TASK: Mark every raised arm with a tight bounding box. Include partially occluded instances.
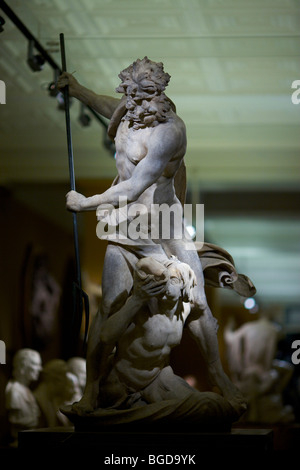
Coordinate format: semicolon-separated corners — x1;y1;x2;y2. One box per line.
57;72;121;119
99;295;144;347
100;275;167;347
95;275;167;387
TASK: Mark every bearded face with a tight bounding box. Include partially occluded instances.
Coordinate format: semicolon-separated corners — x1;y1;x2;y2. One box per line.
116;57;172;129
124;93;171;129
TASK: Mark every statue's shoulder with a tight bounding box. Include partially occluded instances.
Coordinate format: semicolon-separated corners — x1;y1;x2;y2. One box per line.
5;380;27;407
167;111;186;134
157;113;186;148
155;112;186;136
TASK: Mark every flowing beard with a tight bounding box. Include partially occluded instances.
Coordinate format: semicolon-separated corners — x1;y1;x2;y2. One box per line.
122;94;171;130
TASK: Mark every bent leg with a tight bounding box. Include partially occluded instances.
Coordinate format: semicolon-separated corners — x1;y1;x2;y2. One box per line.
73;244;135;413
161;237;219;361
162;238;247;416
140;367;240;425
141;366;197;403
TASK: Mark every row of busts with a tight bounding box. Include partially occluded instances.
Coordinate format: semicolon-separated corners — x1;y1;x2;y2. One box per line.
5;349;86;446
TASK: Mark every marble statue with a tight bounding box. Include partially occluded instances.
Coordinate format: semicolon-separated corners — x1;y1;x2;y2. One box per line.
58;57;256;429
224;316;295;423
64;256;248;429
33;359;79;427
5;348;42;445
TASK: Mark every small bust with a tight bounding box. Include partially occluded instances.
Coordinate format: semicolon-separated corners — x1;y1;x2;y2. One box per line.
67;357;86;401
34;359;78;427
5;348;42;444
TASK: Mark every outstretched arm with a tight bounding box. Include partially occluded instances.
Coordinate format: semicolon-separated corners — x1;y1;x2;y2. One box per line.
66;122;186;211
57;72;121;119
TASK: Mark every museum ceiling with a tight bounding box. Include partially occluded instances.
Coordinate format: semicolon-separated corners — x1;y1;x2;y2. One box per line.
0;0;300;311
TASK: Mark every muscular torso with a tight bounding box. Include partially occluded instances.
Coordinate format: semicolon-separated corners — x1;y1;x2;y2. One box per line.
113;300;189;390
114;112;186;208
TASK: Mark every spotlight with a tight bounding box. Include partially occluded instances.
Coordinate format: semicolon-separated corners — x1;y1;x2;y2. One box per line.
244;297;256;310
27;40;45;72
56;90;73;111
47;69;73;110
48;81;59;97
48;69;60;97
78;104;91;127
0;16;5;33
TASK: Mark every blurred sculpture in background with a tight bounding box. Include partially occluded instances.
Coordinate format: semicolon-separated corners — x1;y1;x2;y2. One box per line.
224;314;295;423
33;359;79;427
5;348;42;446
67;357;86;402
22;247;61;350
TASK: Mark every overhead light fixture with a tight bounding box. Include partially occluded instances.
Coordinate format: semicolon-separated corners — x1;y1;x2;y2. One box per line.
1;3;109;133
27;39;45;72
78;103;91;127
103;133;116;156
56;90;73;111
0;16;5;33
47;69;73;110
48;69;60;97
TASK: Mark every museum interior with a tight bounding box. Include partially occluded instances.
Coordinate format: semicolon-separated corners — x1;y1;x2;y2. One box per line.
0;0;299;456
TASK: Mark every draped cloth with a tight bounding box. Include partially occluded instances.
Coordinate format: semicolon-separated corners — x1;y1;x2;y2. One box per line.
63;392;238;432
62;365;239;432
196;242;256;298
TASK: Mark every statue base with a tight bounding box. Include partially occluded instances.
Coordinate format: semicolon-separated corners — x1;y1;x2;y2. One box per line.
18;426;274;456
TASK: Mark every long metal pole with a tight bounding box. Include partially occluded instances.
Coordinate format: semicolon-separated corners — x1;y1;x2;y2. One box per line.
60;33;89;349
60;33;81;287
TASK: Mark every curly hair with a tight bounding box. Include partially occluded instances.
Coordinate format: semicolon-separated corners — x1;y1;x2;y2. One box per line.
162;256;197;303
116;56;171;96
135;256;197;303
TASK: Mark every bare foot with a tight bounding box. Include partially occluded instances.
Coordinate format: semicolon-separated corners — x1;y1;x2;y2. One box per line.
220;375;247;416
210;369;247;417
71;385;98;415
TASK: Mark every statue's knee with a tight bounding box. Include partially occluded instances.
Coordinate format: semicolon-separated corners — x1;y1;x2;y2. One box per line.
101;300;112;317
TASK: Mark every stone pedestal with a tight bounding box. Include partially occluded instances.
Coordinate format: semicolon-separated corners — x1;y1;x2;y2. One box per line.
18;426;274;457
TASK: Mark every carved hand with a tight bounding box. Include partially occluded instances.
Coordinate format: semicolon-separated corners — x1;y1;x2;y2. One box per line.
57;72;80;97
133;275;167;300
66;190;86;212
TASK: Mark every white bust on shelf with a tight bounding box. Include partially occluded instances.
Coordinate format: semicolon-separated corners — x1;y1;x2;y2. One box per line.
67;357;86;401
5;348;42;445
33;359;78;427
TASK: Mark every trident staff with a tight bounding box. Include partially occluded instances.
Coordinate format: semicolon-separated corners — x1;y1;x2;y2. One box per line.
59;33;89;349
